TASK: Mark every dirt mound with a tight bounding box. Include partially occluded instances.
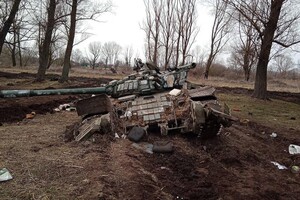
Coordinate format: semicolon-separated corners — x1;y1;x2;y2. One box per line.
0;95;78;123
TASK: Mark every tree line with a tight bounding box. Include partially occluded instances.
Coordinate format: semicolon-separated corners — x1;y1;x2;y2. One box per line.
143;0;300;99
0;0;112;82
0;0;300;99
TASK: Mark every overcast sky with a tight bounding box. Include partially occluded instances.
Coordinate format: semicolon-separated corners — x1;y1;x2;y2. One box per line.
76;0;299;66
77;0;214;59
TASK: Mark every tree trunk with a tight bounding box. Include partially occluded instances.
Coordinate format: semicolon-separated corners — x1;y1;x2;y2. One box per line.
204;53;213;79
0;0;21;55
36;0;56;81
12;24;17;67
17;26;22;67
60;0;78;83
252;0;284;99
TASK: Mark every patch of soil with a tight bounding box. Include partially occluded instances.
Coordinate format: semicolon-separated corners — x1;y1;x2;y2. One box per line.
0;95;78;123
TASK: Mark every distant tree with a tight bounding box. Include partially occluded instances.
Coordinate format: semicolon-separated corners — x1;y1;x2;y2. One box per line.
273;54;294;77
124;45;133;66
191;45;206;66
101;41;122;66
229;12;259;81
142;0;162;66
204;0;231;79
0;0;22;55
175;0;198;66
87;41;101;69
142;0;198;67
159;0;175;69
71;49;83;64
227;0;300;99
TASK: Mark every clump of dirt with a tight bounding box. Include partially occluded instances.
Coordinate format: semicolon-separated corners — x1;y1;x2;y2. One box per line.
145;151;218;199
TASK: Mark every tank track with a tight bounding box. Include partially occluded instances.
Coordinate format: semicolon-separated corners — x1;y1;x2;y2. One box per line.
198;115;222;139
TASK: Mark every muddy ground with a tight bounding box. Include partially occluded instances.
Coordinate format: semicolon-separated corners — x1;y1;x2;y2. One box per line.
0;71;299;200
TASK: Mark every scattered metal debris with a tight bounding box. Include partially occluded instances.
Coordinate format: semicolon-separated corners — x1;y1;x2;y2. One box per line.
270;132;277;138
288;144;300;155
271;161;287;170
54;103;76;112
0;168;13;182
75;114;110;141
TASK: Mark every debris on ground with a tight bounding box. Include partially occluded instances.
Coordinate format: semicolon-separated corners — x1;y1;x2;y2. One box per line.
271;161;287;170
270;132;277;138
153;141;173;153
127;127;145;142
288;144;300;155
54;103;76;112
131;142;153;154
25;111;36;119
169;88;181;96
75;115;104;141
291;166;300;174
0;168;13;182
114;133;120;138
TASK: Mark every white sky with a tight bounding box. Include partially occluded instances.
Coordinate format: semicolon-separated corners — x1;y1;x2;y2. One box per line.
77;0;214;59
76;0;299;66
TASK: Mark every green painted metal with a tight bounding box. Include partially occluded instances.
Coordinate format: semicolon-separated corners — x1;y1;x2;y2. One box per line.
0;87;107;98
0;61;197;98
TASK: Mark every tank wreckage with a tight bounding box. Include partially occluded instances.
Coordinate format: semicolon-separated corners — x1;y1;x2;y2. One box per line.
0;59;237;139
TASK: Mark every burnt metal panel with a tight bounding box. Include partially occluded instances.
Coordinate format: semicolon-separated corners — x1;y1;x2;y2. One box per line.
76;94;111;116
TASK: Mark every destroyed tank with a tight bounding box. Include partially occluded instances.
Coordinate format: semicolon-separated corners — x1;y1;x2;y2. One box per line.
0;59;236;139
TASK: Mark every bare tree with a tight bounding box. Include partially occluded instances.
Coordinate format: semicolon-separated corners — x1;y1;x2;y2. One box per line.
87;41;101;69
177;0;198;65
101;41;122;66
0;0;22;55
191;45;206;66
36;0;57;81
60;0;78;83
273;54;294;77
124;45;133;66
229;12;259;81
227;0;300;99
142;0;198;68
204;0;231;79
142;0;162;66
159;0;175;69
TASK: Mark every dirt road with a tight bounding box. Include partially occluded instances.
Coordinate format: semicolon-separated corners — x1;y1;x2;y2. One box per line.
0;71;299;199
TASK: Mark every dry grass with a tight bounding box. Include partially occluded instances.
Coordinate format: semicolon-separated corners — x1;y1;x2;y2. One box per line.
0;65;128;80
189;75;300;93
217;93;300;131
1;66;299;93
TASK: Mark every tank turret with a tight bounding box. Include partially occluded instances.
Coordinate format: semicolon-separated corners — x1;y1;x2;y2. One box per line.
0;59;196;98
0;59;237;139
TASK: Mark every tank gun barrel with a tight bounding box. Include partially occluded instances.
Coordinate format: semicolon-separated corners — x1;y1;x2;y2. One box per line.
176;62;196;70
0;87;107;98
